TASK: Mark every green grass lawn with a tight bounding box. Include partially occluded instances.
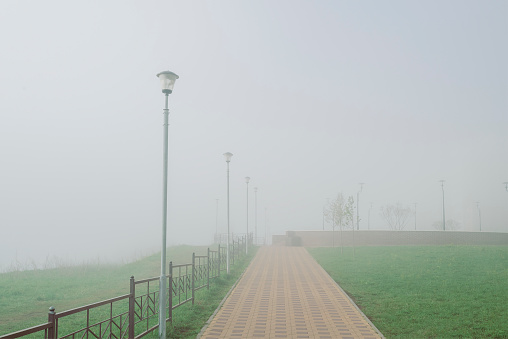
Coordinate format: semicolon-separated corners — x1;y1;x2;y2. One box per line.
0;245;256;338
308;245;508;338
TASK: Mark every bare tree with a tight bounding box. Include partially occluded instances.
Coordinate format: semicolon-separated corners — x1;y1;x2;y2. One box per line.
380;203;412;230
343;196;355;230
325;193;346;231
325;193;356;250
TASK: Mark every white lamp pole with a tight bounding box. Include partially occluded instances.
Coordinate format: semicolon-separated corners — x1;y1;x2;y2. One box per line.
440;180;446;231
357;183;364;230
245;177;250;254
254;187;258;245
476;202;482;232
215;198;219;242
224;152;233;274
414;203;417;231
156;70;178;339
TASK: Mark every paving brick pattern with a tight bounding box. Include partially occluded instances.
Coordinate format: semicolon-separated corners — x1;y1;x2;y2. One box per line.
199;246;383;339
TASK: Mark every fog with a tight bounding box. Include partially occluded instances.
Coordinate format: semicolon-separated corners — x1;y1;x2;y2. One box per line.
1;1;506;271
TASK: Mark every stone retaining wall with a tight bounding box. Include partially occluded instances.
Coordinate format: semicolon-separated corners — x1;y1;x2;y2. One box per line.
274;230;508;247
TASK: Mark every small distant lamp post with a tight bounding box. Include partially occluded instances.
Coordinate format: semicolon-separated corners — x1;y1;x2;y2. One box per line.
156;70;178;339
224;152;233;274
245;177;250;254
368;202;373;230
322;203;325;231
503;182;508;192
476;202;482;232
357;183;365;230
254;187;258;245
215;198;219;242
439;180;446;231
414;203;417;231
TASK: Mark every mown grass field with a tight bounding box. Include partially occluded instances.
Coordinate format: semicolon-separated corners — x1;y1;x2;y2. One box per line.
0;245;256;338
308;245;508;339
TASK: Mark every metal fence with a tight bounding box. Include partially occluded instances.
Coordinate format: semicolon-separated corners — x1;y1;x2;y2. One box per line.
0;239;250;339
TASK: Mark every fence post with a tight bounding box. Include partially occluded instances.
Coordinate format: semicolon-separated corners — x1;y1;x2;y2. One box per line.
129;276;135;339
207;248;210;290
168;261;173;323
192;252;195;305
48;306;56;339
217;244;221;277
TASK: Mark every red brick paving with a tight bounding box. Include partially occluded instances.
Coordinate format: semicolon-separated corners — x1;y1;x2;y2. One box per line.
198;246;384;339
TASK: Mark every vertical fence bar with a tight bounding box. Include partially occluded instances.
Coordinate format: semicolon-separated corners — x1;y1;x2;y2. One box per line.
110;303;113;338
47;307;56;339
207;248;210;290
129;276;135;339
86;309;90;339
169;262;173;322
192;253;196;305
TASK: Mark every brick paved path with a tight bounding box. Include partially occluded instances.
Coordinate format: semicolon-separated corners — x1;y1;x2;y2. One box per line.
198;246;383;339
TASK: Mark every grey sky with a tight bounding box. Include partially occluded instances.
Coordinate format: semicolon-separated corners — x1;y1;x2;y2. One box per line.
1;1;507;270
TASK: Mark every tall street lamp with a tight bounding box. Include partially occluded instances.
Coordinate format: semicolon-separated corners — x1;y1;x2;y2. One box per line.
368;202;373;230
439;180;446;231
156;70;178;339
245;177;250;254
357;183;364;230
322;202;325;231
254;187;258;245
223;152;233;273
414;203;417;231
215;198;219;242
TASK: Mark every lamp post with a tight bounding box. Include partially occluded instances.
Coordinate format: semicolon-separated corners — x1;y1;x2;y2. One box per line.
322;203;325;231
223;152;233;273
439;180;446;230
414;203;417;231
254;187;258;245
368;202;373;230
156;70;178;339
215;198;219;242
503;182;508;192
245;177;250;254
476;202;482;232
357;183;364;230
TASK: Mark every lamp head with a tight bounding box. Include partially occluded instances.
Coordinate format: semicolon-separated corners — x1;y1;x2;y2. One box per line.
157;71;179;94
223;152;233;163
245;177;251;183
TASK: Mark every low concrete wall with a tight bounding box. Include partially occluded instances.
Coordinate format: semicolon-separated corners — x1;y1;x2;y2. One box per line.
275;230;508;247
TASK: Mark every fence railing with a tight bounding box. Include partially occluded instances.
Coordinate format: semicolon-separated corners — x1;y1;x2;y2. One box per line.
0;238;251;339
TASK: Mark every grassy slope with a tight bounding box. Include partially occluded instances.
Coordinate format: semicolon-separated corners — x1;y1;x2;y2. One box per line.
308;245;508;339
0;245;233;336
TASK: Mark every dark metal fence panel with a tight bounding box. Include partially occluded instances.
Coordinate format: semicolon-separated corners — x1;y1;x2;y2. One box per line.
53;295;130;339
0;322;53;339
171;263;193;308
168;262;173;324
132;276;160;338
0;243;251;339
219;245;227;273
193;254;209;293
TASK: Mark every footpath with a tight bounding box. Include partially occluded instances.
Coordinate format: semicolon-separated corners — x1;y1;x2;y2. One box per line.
198;246;384;339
